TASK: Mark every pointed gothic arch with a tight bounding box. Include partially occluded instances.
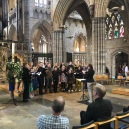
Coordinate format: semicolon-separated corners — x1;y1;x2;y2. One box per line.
30;20;52;41
53;0;91;30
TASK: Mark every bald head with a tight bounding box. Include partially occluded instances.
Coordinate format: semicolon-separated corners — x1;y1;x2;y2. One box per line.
52;96;65;113
93;83;106;98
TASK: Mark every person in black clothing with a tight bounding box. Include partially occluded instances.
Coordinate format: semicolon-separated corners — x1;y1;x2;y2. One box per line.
66;61;74;72
60;61;66;69
37;62;45;95
80;84;113;129
22;62;31;102
67;67;75;92
60;65;67;91
75;66;83;91
83;64;95;103
52;66;59;93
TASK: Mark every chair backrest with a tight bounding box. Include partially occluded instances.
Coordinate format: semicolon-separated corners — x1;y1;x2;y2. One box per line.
72;120;97;129
117;76;123;79
126;76;129;81
116;110;129;119
95;116;117;129
115;111;129;129
102;75;108;79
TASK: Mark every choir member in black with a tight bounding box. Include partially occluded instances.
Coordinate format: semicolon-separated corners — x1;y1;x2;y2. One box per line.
60;61;66;69
37;62;45;95
60;65;67;91
75;66;83;91
45;63;53;93
67;67;75;92
52;66;59;93
66;61;74;72
22;62;31;102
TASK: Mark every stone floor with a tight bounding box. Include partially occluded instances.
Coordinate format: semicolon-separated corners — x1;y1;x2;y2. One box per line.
0;84;129;129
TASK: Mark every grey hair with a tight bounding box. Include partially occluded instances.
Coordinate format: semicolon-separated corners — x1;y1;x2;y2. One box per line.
93;83;106;98
52;96;65;113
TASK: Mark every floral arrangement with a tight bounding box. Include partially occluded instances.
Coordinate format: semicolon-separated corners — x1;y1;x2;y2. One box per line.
6;62;23;82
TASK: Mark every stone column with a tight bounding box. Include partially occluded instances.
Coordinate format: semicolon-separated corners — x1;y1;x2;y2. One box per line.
92;17;106;74
87;29;92;64
23;0;31;62
52;30;63;64
59;30;63;63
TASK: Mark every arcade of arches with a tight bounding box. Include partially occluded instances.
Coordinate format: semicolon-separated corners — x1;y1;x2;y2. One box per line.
1;0;129;129
0;0;129;78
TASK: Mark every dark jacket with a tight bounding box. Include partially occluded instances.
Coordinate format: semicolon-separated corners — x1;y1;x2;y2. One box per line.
22;67;31;82
66;70;74;84
84;98;113;129
67;65;74;72
37;67;45;78
52;70;59;81
75;69;83;79
84;70;95;82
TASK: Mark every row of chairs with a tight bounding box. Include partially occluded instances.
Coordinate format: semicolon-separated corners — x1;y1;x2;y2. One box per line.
115;76;129;86
94;75;112;84
72;111;129;129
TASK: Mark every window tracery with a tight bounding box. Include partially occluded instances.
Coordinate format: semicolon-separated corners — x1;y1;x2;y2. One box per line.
105;12;124;40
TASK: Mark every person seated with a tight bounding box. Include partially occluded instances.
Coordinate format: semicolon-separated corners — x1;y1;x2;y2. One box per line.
80;83;113;129
37;96;69;129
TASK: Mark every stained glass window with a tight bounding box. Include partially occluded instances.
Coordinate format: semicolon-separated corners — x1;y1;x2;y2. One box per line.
105;12;124;40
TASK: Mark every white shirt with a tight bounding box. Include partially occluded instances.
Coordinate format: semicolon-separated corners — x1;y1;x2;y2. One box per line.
125;66;128;73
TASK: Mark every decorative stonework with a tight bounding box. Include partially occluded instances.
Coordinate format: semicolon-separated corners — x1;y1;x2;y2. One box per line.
0;46;8;82
33;5;51;14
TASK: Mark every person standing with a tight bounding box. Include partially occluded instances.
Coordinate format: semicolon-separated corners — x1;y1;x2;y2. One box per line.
37;62;45;95
52;66;59;93
124;63;128;78
45;63;53;93
83;64;95;103
22;62;31;102
60;65;67;92
75;66;83;91
37;96;69;129
67;67;74;92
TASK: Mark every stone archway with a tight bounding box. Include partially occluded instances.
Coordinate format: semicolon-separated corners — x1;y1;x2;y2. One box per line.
53;0;92;64
111;49;129;78
30;20;52;41
73;33;86;66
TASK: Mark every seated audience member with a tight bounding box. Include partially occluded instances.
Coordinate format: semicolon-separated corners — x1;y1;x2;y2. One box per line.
80;83;113;129
37;96;69;129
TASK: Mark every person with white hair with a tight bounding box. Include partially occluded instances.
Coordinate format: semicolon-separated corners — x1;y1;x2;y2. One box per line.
80;83;113;129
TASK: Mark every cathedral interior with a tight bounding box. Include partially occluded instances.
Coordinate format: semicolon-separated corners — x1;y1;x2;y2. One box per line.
1;0;129;129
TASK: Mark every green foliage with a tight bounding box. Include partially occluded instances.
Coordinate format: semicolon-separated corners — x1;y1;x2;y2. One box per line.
6;62;23;82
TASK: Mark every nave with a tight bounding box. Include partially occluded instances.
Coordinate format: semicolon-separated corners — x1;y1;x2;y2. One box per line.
0;84;128;129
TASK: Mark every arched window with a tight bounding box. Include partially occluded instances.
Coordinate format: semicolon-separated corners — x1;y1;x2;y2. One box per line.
39;35;47;53
105;12;124;40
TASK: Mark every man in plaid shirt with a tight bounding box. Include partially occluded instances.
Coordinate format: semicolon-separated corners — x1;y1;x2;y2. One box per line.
37;96;69;129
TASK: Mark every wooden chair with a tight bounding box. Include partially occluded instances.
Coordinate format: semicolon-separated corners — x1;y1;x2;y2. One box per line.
124;76;129;87
115;111;129;128
102;74;112;84
114;76;123;86
72;120;97;129
94;75;102;84
95;116;117;129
